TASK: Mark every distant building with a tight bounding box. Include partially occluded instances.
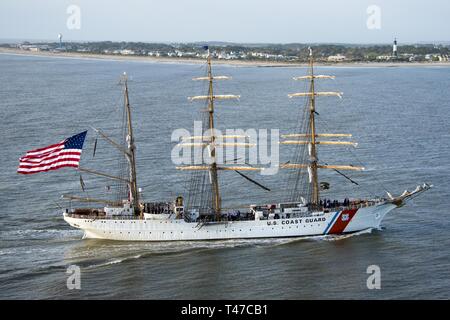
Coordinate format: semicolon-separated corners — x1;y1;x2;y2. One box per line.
425;54;449;62
19;44;50;52
376;55;387;60
376;55;391;61
327;54;346;62
120;49;135;55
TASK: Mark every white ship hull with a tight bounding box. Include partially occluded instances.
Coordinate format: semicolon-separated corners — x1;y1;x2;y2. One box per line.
63;202;396;241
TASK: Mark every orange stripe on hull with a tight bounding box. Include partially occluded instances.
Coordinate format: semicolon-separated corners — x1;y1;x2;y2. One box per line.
328;209;358;234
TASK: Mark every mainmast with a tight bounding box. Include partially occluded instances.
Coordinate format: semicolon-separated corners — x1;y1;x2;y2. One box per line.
281;47;364;208
123;73;140;215
177;47;259;221
206;50;222;217
308;49;320;205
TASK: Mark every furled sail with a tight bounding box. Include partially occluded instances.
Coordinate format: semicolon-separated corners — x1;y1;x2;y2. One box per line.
188;95;241;101
288;92;343;98
307;166;313;183
281;140;358;147
178;142;255;147
281;133;352;138
181;135;249;141
281;163;364;171
177;165;262;171
192;76;232;81
293;75;335;80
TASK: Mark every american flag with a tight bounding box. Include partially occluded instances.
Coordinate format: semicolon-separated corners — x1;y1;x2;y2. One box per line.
17;131;87;175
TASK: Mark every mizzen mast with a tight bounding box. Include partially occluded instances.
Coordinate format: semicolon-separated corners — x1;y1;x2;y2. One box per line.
62;73;141;215
122;73;140;216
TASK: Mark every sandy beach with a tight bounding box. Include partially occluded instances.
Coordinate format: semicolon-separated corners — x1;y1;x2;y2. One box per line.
1;47;449;68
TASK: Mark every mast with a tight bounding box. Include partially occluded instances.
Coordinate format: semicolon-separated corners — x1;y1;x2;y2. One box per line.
123;73;140;216
206;50;221;219
308;49;320;206
178;47;258;220
63;73;142;214
281;47;364;207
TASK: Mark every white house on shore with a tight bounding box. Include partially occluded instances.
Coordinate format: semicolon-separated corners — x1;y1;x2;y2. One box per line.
327;54;346;62
120;49;135;55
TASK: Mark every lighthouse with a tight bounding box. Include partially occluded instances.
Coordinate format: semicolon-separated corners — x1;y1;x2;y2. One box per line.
58;33;63;49
393;38;398;58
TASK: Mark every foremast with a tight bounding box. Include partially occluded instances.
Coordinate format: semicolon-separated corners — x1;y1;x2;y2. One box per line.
281;48;363;207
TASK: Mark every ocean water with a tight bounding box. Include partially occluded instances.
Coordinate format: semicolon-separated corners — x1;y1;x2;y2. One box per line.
0;53;449;299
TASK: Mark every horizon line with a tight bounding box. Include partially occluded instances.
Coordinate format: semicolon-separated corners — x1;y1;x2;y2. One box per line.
1;37;449;46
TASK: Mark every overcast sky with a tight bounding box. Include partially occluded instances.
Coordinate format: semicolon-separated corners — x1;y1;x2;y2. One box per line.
0;0;448;43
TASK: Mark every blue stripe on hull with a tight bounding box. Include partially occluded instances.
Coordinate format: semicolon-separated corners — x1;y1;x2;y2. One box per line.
324;211;340;234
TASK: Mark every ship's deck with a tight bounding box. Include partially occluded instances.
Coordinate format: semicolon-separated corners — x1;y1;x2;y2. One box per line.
64;198;387;221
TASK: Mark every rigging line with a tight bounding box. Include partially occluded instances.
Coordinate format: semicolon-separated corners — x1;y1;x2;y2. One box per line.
314;115;388;197
52;200;64;210
79;174;86;192
115;92;128;202
348;146;391;194
284;80;310;202
234;170;271;192
322;162;359;185
72;171;93;204
322;72;390;197
92;136;98;158
110;89;125;117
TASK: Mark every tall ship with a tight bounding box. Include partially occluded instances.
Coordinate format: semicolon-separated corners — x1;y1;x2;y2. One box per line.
63;49;431;241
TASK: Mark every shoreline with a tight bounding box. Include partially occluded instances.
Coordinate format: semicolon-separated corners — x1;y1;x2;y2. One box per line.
1;47;450;68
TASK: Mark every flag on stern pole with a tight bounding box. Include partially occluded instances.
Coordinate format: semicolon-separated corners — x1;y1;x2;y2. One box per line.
17;131;87;174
